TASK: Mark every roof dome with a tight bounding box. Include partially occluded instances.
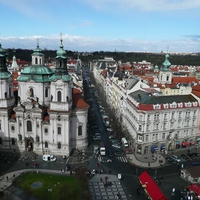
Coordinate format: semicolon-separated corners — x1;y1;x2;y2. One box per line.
32;43;44;56
0;43;6;57
162;53;171;71
17;65;54;82
56;39;67;59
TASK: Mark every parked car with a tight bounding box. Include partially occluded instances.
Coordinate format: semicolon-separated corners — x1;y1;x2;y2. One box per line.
171;155;181;163
114;148;125;156
112;143;121;149
191;162;200;167
187;153;196;160
180;154;190;161
93;135;101;141
166;157;175;164
43;154;56;162
192;153;200;159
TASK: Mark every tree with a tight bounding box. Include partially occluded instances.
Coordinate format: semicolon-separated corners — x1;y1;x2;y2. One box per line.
58;182;74;200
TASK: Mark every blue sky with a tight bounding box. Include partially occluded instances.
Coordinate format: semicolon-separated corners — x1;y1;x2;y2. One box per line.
0;0;200;52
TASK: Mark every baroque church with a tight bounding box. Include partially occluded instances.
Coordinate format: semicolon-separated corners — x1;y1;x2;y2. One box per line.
0;39;89;156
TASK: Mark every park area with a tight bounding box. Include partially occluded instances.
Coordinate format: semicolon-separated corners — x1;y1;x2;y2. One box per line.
13;169;91;200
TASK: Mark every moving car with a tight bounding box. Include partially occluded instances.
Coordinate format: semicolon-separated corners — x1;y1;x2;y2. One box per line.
171;155;181;163
43;154;56;162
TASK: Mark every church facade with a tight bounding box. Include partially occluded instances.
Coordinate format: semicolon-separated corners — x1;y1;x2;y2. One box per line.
0;39;89;156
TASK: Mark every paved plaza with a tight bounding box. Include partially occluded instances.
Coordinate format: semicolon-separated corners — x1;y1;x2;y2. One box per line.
89;174;127;200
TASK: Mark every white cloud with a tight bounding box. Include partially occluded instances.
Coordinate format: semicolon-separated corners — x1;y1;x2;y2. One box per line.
1;34;200;53
82;0;200;11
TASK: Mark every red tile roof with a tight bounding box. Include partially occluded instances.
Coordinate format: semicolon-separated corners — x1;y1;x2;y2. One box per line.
73;88;89;110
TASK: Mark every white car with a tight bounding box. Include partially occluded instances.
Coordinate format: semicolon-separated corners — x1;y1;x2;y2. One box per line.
43;154;56;162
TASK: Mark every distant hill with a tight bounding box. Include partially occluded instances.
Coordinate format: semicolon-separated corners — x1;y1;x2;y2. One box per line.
6;48;200;66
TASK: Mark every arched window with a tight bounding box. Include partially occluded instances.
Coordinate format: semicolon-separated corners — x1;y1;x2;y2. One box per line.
45;141;48;148
45;88;48;97
57;91;61;102
27;121;32;131
58;142;61;149
11;138;15;145
59;61;62;67
35;57;38;64
30;88;34;97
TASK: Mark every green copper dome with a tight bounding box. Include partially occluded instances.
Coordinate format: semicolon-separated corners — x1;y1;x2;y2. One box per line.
17;65;54;82
56;39;67;59
32;43;44;56
0;43;12;79
162;53;171;71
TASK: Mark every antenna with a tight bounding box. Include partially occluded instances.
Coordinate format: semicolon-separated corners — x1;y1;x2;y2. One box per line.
60;32;63;42
37;37;39;47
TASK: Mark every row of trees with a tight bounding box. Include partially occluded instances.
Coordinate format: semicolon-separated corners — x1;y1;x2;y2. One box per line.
6;48;200;66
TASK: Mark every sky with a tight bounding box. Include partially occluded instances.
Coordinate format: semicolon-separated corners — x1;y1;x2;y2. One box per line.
0;0;200;53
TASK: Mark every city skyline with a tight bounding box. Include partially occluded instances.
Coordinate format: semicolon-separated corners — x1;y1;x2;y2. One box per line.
0;0;200;53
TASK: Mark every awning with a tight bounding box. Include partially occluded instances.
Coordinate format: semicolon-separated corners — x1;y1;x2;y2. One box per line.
182;142;189;146
151;146;158;151
160;145;165;149
139;171;167;200
187;184;200;195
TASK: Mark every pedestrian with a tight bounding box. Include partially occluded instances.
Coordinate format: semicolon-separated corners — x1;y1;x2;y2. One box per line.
109;170;111;174
148;162;150;167
100;177;102;182
6;176;8;181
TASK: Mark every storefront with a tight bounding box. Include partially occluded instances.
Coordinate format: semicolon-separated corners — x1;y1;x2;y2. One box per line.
139;171;167;200
151;146;158;153
182;142;189;147
176;141;180;149
160;144;165;152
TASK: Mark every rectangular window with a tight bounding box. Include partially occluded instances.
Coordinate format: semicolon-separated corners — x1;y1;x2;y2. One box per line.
58;127;61;135
78;125;82;136
163;123;166;129
146;135;149;142
146;124;149;131
162;133;165;140
152;134;155;141
139;125;142;131
155;134;158;141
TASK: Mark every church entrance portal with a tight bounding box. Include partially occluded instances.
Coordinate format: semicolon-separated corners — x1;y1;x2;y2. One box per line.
26;139;33;151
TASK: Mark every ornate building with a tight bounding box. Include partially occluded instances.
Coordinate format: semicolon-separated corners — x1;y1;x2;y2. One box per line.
0;39;89;156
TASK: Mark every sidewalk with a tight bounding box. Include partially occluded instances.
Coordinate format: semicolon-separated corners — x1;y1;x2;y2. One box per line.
127;153;166;168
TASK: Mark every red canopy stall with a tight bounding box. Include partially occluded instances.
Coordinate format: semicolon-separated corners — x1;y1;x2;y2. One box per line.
139;171;167;200
187;184;200;196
